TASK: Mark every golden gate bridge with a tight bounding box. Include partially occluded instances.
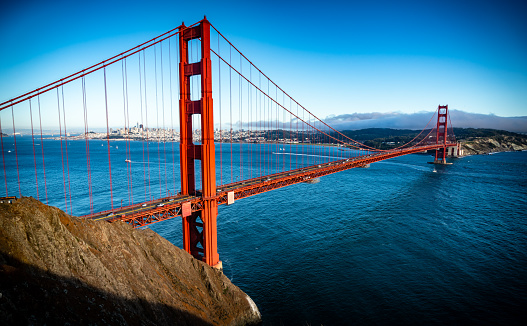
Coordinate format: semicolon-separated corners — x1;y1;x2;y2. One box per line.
0;17;459;269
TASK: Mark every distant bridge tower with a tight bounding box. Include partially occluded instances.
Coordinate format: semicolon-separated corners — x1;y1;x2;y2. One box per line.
434;105;449;164
179;18;220;268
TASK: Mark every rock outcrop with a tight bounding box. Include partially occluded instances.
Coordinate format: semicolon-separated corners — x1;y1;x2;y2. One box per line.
461;135;527;155
0;197;261;325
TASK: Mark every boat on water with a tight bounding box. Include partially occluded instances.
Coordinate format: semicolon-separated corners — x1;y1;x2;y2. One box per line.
303;177;320;184
125;159;131;163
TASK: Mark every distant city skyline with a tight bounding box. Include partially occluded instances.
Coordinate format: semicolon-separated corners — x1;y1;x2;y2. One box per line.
5;107;527;134
1;0;526;124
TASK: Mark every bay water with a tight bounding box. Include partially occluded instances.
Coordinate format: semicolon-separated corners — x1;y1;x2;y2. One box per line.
2;137;526;325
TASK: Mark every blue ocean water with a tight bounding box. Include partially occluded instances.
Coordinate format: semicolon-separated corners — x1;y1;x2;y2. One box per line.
2;137;526;325
160;149;527;325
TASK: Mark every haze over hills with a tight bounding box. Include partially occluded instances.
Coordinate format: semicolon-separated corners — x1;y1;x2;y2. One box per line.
324;110;527;133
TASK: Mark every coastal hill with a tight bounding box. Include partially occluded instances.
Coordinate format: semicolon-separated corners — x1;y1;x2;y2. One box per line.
339;128;527;154
453;128;527;155
0;197;261;325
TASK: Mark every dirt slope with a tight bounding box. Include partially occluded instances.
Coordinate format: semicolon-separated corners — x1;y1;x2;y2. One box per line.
0;197;261;325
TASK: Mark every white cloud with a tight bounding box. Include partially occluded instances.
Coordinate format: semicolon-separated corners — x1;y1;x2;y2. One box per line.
323;110;527;133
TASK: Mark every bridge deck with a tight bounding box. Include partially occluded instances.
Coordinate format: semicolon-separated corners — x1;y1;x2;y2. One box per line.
84;143;451;228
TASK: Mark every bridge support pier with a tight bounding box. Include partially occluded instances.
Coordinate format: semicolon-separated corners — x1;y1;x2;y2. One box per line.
179;18;220;268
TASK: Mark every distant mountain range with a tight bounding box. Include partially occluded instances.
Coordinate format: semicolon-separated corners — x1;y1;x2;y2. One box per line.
324;110;527;133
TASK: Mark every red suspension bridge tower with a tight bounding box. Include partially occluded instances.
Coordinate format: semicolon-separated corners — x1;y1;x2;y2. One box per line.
178;18;220;268
434;105;449;164
0;17;460;269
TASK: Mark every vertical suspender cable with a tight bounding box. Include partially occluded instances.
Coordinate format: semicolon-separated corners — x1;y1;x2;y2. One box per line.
0;117;6;196
104;67;114;209
154;44;162;198
124;58;134;204
256;74;263;177
323;122;327;162
259;74;262;177
269;80;273;174
282;91;286;172
249;66;252;180
218;34;223;186
269;82;273;174
302;107;305;167
263;79;267;176
143;51;152;200
321;122;324;161
262;75;265;176
122;59;131;204
287;93;291;171
275;86;279;172
169;38;176;194
239;54;242;181
37;95;49;204
139;51;147;201
309;115;318;165
81;78;92;212
229;45;233;183
315;119;318;163
56;88;68;212
249;71;252;178
29;100;39;200
267;79;270;175
277;89;280;171
160;42;168;196
448;113;456;143
272;87;275;172
61;86;73;214
322;121;325;162
295;99;298;169
10;106;21;198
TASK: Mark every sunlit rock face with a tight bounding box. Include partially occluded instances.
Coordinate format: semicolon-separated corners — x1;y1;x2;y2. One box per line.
0;197;261;326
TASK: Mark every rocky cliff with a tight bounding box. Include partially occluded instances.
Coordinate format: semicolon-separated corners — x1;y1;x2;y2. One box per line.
0;197;261;325
461;135;527;155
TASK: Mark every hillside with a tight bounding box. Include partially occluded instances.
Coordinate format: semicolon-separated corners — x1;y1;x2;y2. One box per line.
339;128;527;154
0;197;261;325
460;135;527;155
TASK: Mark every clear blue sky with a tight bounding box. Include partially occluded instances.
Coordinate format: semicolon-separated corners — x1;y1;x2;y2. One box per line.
1;0;526;120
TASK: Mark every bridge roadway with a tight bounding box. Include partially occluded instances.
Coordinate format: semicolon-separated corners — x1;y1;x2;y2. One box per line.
84;143;452;227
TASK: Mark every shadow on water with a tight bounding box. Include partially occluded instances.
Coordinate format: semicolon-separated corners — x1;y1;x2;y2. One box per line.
0;253;213;326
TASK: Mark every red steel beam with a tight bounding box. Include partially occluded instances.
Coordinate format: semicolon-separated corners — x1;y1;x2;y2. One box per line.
178;18;219;267
104;143;453;228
